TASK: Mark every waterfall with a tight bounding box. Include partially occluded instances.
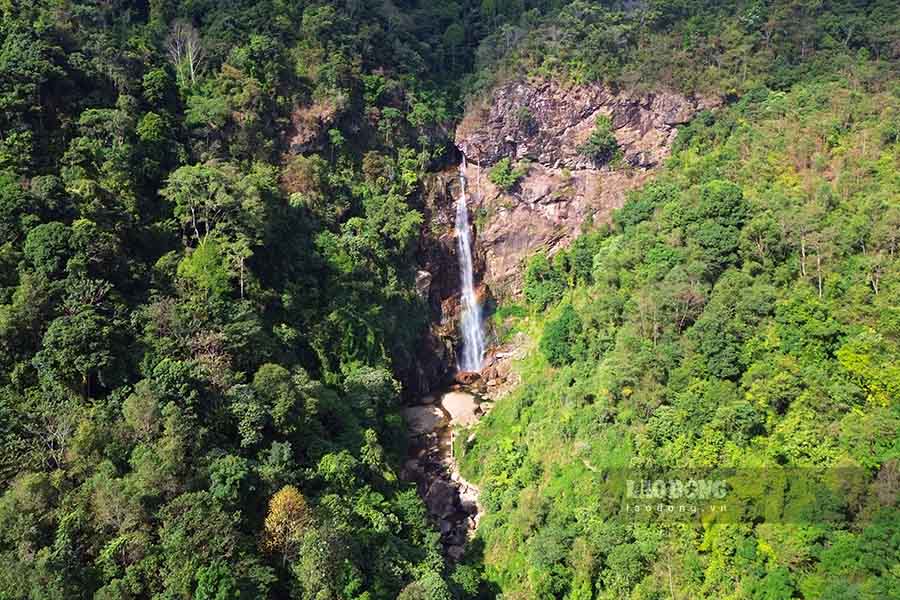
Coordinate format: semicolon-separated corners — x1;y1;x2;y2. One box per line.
455;161;486;372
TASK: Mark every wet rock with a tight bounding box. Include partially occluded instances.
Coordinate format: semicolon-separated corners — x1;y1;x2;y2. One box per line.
400;329;451;400
402;387;487;560
425;480;459;518
460;494;479;515
445;527;467;546
415;270;433;298
403;170;470;398
402;458;423;479
479;343;522;400
454;371;481;385
447;545;465;561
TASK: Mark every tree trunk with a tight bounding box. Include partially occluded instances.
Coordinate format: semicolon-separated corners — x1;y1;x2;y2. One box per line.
799;236;807;277
240;257;245;299
190;206;200;240
816;253;823;298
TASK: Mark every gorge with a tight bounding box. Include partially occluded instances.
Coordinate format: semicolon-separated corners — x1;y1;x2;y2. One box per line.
403;78;716;563
401;160;487;562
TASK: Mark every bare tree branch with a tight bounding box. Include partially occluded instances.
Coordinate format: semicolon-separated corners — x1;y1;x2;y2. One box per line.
167;20;204;86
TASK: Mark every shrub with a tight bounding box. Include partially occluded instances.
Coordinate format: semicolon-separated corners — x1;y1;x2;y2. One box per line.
489;157;528;191
396;573;452;600
494;303;527;321
515;105;535;133
177;238;231;298
568;231;606;285
696;179;747;228
540;304;582;367
577;114;619;163
614;181;678;230
493;303;528;342
523;252;566;309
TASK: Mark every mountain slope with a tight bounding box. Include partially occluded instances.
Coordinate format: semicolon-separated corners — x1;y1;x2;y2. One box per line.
459;66;900;599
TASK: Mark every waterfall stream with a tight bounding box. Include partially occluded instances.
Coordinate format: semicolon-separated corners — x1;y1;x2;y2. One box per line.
399;162;489;561
455;163;485;372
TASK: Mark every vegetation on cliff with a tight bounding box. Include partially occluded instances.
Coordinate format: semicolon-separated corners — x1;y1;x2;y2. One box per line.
461;55;900;600
468;0;899;96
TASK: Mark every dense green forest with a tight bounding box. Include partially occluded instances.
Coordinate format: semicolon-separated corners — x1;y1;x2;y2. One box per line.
1;0;898;598
0;0;500;597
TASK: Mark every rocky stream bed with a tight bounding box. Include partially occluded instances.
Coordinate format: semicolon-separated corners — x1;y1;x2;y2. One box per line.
400;386;489;561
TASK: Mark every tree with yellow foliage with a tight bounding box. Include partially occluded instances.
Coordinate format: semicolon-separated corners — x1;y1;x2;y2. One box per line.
262;485;310;563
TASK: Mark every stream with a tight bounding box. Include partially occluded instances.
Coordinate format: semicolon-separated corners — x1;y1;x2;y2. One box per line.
401;386;484;561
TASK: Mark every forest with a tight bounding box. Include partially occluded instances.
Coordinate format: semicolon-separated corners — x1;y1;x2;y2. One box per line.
1;0;898;599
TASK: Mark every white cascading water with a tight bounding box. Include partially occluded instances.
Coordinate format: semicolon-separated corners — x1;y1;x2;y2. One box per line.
455;161;485;372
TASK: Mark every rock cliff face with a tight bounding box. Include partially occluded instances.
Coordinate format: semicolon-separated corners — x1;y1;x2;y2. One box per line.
454;78;718;298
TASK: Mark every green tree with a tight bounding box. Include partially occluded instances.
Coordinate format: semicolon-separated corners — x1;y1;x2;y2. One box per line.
33;309;119;396
540;304;582;366
209;454;253;507
397;572;453;600
524;252;567;309
23;221;71;277
195;561;241;600
177;238;232;299
0;171;27;242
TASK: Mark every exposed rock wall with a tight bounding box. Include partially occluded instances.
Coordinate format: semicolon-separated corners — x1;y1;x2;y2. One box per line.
455;78;719;298
287;97;344;154
457;79;715;170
